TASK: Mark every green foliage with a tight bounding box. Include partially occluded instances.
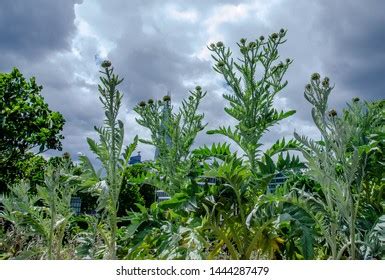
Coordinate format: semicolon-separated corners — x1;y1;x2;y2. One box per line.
80;61;138;259
134;87;206;194
0;161;80;259
1;32;384;261
0;68;65;191
207;31;299;181
294;74;381;259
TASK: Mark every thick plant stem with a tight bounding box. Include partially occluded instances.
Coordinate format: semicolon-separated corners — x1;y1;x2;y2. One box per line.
109;207;117;259
48;204;55;260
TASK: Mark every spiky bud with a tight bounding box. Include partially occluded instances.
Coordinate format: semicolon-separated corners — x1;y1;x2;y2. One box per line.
148;99;154;105
248;42;256;48
195;85;202;91
271;33;278;40
322;78;330;88
352;97;360;102
240;38;246;44
305;84;311;91
328;109;337;117
280;28;285;34
240;46;248;54
216;41;224;48
101;60;112;68
311;73;320;81
163;95;171;102
286;58;290;63
259;35;265;41
217;61;225;68
139;101;146;107
209;43;215;49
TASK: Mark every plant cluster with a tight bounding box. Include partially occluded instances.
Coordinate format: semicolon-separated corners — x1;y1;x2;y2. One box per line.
1;30;384;260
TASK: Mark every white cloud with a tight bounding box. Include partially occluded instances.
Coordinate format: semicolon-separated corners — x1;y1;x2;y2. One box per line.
167;5;198;23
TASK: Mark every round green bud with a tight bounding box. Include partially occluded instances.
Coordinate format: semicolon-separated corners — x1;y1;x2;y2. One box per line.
286;58;290;63
248;42;256;48
259;35;265;41
195;85;202;91
240;38;246;44
240;46;248;53
352;97;360;102
280;28;285;34
216;41;224;47
148;99;154;105
189;96;194;101
139;101;146;107
305;84;311;91
209;43;215;49
328;109;337;117
163;95;171;102
322;79;329;88
217;61;225;68
271;33;278;40
101;60;112;68
311;72;320;81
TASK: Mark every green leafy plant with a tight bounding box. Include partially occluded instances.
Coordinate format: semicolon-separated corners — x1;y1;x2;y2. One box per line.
80;60;138;259
207;30;301;189
294;74;373;259
134;87;206;195
0;160;80;259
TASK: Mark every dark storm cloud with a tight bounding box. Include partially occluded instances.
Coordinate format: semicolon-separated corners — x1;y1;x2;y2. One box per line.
0;0;81;64
1;0;384;161
315;0;385;103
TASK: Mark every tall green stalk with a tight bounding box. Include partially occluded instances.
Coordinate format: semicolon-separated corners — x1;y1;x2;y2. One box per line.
134;87;206;195
207;30;300;188
81;60;138;259
294;74;368;259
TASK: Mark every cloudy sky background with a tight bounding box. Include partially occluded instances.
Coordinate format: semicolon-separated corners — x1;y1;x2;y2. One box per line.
1;0;384;162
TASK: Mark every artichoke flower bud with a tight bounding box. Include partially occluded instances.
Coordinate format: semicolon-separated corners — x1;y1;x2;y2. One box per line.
209;43;216;49
286;58;291;63
101;60;112;68
328;109;337;117
305;84;311;91
139;101;146;107
271;33;278;40
216;41;224;48
311;72;320;81
280;28;285;34
322;78;329;88
148;99;154;105
163;95;171;102
217;61;225;68
240;46;248;54
195;85;202;91
259;35;265;41
352;97;360;102
240;38;246;44
248;42;256;48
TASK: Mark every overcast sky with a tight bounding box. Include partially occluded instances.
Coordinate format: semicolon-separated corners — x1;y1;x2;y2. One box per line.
1;0;384;161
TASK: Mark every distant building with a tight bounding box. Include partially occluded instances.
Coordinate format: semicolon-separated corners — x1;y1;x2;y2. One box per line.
129;152;142;164
70;197;81;215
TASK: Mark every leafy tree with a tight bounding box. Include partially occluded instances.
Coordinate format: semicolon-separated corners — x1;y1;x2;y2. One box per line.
79;60;138;259
0;68;65;191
